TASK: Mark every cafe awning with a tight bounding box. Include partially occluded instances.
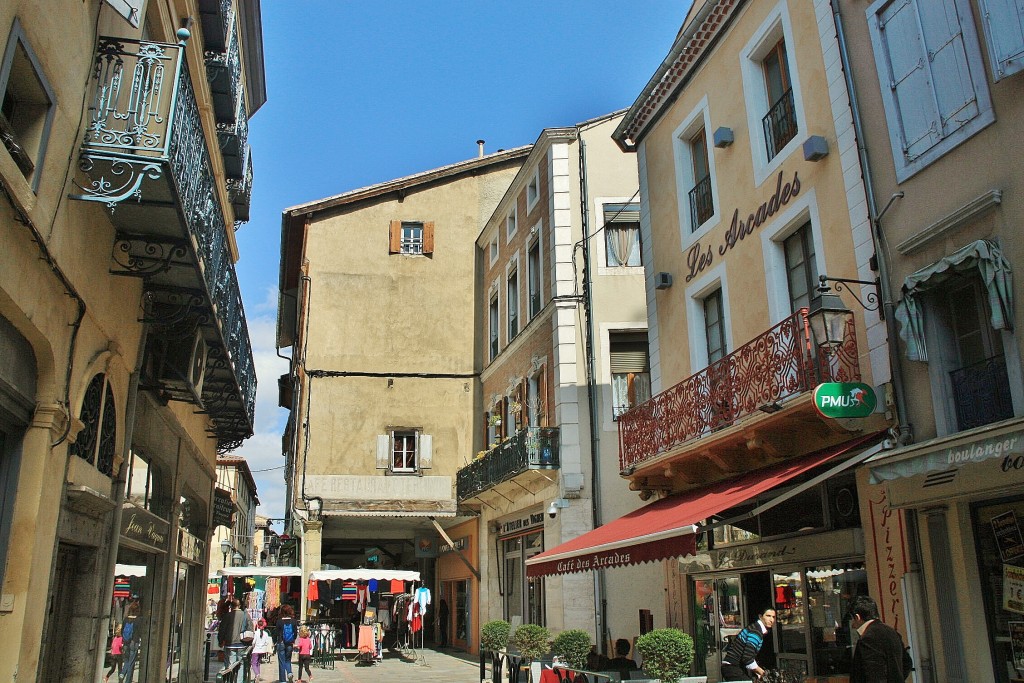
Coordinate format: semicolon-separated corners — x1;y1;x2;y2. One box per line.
526;432;885;577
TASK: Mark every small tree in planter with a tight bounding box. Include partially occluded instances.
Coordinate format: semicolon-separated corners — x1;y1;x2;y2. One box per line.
511;623;551;682
551;629;592;670
635;629;694;682
481;620;512;652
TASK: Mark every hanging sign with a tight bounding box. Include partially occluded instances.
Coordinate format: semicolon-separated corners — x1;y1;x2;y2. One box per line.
813;382;877;418
213;487;234;530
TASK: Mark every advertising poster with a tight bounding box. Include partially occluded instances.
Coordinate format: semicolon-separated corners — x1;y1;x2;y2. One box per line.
1010;622;1024;671
1005;565;1024;615
993;511;1024;563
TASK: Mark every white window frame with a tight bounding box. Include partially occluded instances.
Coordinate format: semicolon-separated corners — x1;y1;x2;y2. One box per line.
595;197;644;274
526;166;541;213
759;188;826;325
377;430;432;474
866;0;995;182
672;96;720;243
977;0;1024;81
506;206;518;242
489;234;500;266
685;263;732;372
739;1;807;186
488;283;500;360
391;429;418;473
527;222;544;320
506;254;521;341
599;323;651;432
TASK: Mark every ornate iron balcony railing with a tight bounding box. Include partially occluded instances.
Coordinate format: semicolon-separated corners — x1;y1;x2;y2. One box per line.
457;427;560;501
762;87;797;161
71;36;256;450
951;355;1013;431
227;151;253;223
205;26;241;124
689;174;714;230
217;97;248;179
198;0;233;53
618;309;859;472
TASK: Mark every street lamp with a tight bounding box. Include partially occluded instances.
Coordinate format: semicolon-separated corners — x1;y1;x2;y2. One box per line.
220;538;231;568
266;534;281;567
232;551;243;567
807;290;852;382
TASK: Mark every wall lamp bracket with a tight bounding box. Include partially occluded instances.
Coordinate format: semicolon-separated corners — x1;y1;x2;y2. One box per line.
817;275;883;319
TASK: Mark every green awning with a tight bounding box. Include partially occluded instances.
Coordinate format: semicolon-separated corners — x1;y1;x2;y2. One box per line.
895;239;1013;362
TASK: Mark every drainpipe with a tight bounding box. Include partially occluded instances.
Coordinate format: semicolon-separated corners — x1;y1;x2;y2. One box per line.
577;135;608;653
830;0;912;446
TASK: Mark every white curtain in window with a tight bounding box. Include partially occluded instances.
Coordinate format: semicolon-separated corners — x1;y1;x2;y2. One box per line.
607;225;641;267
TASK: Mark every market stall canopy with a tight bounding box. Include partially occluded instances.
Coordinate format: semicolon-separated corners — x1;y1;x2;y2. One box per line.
307;569;420;582
526;432;885;578
218;566;302;577
115;564;147;577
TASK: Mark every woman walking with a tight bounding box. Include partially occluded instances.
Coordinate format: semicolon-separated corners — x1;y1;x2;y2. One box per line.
251;619;273;681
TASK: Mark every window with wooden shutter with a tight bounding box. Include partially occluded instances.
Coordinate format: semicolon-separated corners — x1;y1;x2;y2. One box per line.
376;434;390;468
419;434;432;469
610;332;651;419
537;364;548;427
388;220;402;254
868;0;993;179
422;221;435;254
978;0;1024;80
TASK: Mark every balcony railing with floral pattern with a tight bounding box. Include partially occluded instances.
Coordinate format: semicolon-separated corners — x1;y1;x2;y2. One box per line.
71;36;256;450
617;309;859;472
205;26;241;124
457;427;560;501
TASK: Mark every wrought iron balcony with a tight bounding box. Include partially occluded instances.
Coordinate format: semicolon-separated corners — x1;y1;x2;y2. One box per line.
688;174;713;230
218;99;248;179
205;27;241;124
951;355;1014;431
198;0;233;53
457;427;560;501
762;87;797;161
227;151;253;223
618;309;859;472
71;36;256;451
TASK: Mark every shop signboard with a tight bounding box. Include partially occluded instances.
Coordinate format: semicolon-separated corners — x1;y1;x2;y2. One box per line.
120;503;169;553
213;487;234;529
1004;564;1024;615
993;511;1024;563
439;536;468;554
813;382;877;418
178;529;204;564
1010;622;1024;670
415;536;438;558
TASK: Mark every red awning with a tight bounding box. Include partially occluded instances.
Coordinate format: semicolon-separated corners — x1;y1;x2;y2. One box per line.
526;433;882;577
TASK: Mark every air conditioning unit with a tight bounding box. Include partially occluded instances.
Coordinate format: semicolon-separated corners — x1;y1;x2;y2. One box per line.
150;328;208;405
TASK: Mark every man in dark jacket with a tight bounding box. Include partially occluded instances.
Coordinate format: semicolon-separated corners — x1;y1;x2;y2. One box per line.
722;607;776;680
848;595;909;683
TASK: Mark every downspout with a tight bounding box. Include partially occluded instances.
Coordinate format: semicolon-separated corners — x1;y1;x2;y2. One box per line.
577;135;608;653
830;0;912;446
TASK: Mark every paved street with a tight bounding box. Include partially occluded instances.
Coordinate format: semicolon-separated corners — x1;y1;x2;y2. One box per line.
237;648;482;683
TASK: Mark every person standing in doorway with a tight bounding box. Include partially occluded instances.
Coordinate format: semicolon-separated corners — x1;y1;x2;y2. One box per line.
848;595;910;683
437;598;450;648
721;607;776;681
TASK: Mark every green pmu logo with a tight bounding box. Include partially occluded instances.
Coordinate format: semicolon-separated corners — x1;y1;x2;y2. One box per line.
812;382;877;418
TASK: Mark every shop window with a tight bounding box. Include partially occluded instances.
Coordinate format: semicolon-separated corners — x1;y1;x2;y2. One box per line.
805;563;867;677
972;498;1024;683
125;450;156;511
501;531;545;625
71;373;117;476
0;19;56;191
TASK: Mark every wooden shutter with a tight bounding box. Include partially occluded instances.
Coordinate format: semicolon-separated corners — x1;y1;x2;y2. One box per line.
483;411;491;447
498;397;507;439
876;0;943;161
376;434;390;469
538;364;548;427
979;0;1024;80
422;221;435;254
918;0;979;137
389;220;402;253
419;434;432;469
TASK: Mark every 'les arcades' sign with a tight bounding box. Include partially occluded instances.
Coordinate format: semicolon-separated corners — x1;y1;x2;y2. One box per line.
685;170;802;283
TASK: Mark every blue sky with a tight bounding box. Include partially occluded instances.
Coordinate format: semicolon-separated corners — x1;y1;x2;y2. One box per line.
234;1;692;526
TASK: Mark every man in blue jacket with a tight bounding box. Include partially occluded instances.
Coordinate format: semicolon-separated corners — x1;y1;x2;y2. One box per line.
721;607;776;680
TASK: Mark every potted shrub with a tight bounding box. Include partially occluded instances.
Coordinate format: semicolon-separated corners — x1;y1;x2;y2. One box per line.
635;628;694;682
510;623;551;682
551;629;592;670
481;619;512;652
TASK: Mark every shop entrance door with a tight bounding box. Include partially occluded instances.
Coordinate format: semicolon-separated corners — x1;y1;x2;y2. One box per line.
693;571;775;680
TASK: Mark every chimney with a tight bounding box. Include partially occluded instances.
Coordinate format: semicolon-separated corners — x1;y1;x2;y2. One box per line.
476;139;485;158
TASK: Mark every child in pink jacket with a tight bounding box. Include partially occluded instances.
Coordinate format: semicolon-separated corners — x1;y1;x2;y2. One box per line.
103;625;123;682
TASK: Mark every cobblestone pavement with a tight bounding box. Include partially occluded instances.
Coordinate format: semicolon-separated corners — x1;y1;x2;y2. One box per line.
251;648;482;683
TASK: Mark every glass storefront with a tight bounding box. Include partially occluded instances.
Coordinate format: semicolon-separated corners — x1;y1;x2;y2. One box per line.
113;548;158;683
973;496;1024;683
501;530;545;625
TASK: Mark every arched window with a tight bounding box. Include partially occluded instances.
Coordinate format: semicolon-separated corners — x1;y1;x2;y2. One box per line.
71;373;116;476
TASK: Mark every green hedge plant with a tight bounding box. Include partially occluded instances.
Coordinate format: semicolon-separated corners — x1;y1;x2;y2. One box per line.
481;619;512;652
510;623;551;662
635;628;694;682
551;629;592;670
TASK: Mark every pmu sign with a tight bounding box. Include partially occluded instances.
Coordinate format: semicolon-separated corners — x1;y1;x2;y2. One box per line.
813;382;877;418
